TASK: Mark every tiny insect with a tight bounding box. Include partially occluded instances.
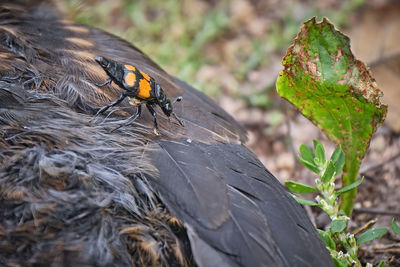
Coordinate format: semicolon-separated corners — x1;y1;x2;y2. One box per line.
92;56;184;134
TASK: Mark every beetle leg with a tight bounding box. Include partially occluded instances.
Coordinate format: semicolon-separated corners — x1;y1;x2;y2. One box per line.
172;113;184;127
110;104;142;133
93;92;127;118
95;77;112;87
146;104;159;131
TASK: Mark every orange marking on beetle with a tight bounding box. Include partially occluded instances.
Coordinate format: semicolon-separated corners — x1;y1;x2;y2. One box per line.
138;79;151;99
124;64;136;71
139;70;150;81
125;72;137;87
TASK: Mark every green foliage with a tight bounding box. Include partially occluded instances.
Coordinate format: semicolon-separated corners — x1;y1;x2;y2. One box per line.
276;17;387;216
285;181;317;194
290;194;320;206
322;161;336;184
330;220;347;234
356;228;388;245
391;219;400;235
300;144;315;163
314;140;326;166
298;144;320;174
286;141;390;266
336;177;364;196
331;146;346;174
277;18;392;265
318;229;336;250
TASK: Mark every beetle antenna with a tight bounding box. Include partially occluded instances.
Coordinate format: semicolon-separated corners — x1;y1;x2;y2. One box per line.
172;96;183;104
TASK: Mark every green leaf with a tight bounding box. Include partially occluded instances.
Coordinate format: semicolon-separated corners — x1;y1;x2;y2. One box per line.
297;155;320;174
332;257;349;267
356;227;388;245
330;219;347;233
336;177;364;195
331;146;345;174
392;218;400;235
322;161;336;184
377;260;388;267
317;229;336;250
276;17;387;216
337;210;347;216
285;181;317;194
299;144;315;163
290;194;320;206
313;140;326;165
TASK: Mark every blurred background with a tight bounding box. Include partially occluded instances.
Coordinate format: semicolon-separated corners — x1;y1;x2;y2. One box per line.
62;0;400;263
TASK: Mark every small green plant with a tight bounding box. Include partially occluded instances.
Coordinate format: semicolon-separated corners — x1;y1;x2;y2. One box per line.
276;17;398;267
276;18;387;216
286;140;400;267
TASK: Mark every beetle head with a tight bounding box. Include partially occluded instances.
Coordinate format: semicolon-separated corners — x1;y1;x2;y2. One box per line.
161;99;173;116
94;56;110;69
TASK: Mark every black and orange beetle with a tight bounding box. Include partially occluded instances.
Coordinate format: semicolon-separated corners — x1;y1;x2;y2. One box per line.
93;56;184;133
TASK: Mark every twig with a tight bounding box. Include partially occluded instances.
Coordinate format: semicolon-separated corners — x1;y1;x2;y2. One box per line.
359;152;400;175
353;208;400;217
351;218;377;235
370;243;400;254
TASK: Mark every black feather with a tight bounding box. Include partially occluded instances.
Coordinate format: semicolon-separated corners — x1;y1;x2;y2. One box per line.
151;141;332;267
